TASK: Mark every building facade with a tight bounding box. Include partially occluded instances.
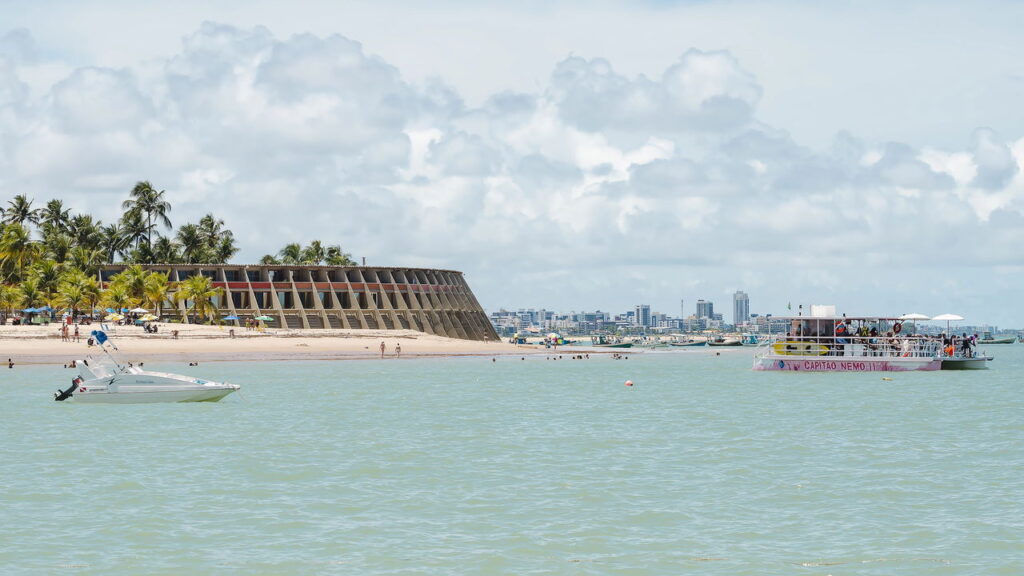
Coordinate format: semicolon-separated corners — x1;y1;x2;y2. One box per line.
696;299;714;319
733;290;750;326
99;264;499;341
634;304;651;328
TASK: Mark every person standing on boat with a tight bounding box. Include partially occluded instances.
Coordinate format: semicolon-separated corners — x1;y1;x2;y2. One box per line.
834;319;852;356
960;333;973;358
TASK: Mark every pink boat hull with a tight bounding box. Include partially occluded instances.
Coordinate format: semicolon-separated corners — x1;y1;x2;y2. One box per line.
754;356;942;372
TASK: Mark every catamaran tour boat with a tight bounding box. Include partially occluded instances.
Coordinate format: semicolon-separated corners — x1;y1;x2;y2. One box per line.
54;330;240;403
753;315;991;372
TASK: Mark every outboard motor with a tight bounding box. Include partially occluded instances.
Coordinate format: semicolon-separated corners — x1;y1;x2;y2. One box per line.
54;377;81;402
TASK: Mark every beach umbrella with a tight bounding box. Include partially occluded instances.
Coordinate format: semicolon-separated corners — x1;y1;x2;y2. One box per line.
23;307;36;313
105;314;124;322
223;315;240;321
106;308;115;313
255;315;274;321
129;307;149;314
141;314;158;321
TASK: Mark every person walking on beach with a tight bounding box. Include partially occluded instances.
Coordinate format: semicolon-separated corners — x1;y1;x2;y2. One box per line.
380;340;386;358
73;324;80;343
395;342;401;358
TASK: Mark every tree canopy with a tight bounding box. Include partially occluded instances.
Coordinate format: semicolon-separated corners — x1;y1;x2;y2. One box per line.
0;183;359;323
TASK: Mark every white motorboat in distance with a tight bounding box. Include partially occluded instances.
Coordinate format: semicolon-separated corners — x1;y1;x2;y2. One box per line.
54;330;240;403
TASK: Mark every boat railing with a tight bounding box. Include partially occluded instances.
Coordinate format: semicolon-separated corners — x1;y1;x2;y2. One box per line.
763;335;943;358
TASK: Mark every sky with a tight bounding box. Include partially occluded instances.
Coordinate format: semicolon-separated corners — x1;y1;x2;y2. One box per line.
1;0;1023;326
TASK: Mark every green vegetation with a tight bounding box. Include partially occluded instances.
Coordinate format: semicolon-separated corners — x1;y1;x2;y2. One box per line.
0;183;357;324
259;240;355;266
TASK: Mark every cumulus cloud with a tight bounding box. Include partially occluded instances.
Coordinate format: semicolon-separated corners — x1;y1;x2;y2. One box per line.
548;49;760;133
1;23;1023;322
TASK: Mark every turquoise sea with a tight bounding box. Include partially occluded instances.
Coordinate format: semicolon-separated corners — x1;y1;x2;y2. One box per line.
2;346;1022;575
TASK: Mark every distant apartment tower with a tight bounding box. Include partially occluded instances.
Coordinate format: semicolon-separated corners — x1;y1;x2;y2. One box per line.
635;304;652;328
696;299;714;319
733;290;750;326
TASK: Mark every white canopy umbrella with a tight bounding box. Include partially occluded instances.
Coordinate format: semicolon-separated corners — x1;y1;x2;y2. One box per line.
899;313;930;334
932;314;965;336
129;307;149;314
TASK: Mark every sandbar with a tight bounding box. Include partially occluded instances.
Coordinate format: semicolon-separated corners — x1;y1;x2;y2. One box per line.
0;324;551;365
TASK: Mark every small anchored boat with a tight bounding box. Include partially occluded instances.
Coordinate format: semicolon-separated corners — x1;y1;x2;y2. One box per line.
977;331;1015;345
54;330;240;403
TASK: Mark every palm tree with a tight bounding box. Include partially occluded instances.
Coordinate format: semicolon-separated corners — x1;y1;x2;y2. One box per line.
3;195;40;227
278;243;302;264
301;240;325;265
111;264;149;302
213;234;238;264
0;284;24;323
122;181;172;249
175;223;205;263
119;210;148;251
143;272;170;318
68;246;104;277
0;223;41;282
325;244;356;266
197;214;224;247
99;224;131;263
29;259;63;301
68;214;103;251
60;270;101;317
43;233;75;263
174;275;223;324
19;277;45;308
39;199;71;235
54;281;89;321
99;283;137;312
151;235;181;264
259;254;280;265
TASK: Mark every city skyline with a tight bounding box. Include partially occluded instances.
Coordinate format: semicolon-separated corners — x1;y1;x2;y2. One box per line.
1;2;1023;324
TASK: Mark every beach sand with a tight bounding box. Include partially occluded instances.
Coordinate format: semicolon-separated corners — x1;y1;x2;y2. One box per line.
0;323;547;365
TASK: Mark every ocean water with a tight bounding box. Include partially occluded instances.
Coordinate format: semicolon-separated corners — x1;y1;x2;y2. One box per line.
1;347;1022;575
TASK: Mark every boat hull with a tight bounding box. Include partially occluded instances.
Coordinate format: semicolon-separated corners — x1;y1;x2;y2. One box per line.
753;355;941;372
71;387;238;403
978;338;1015;344
940;357;993;370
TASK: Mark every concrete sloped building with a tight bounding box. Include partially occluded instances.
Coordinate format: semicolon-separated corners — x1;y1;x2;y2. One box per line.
99;264;499;342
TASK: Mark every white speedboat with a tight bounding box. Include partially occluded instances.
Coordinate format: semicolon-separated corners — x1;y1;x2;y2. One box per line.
54;331;240;403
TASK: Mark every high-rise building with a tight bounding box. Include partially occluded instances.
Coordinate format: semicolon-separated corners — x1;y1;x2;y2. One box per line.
696;299;714;319
635;304;651;327
733;290;750;326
